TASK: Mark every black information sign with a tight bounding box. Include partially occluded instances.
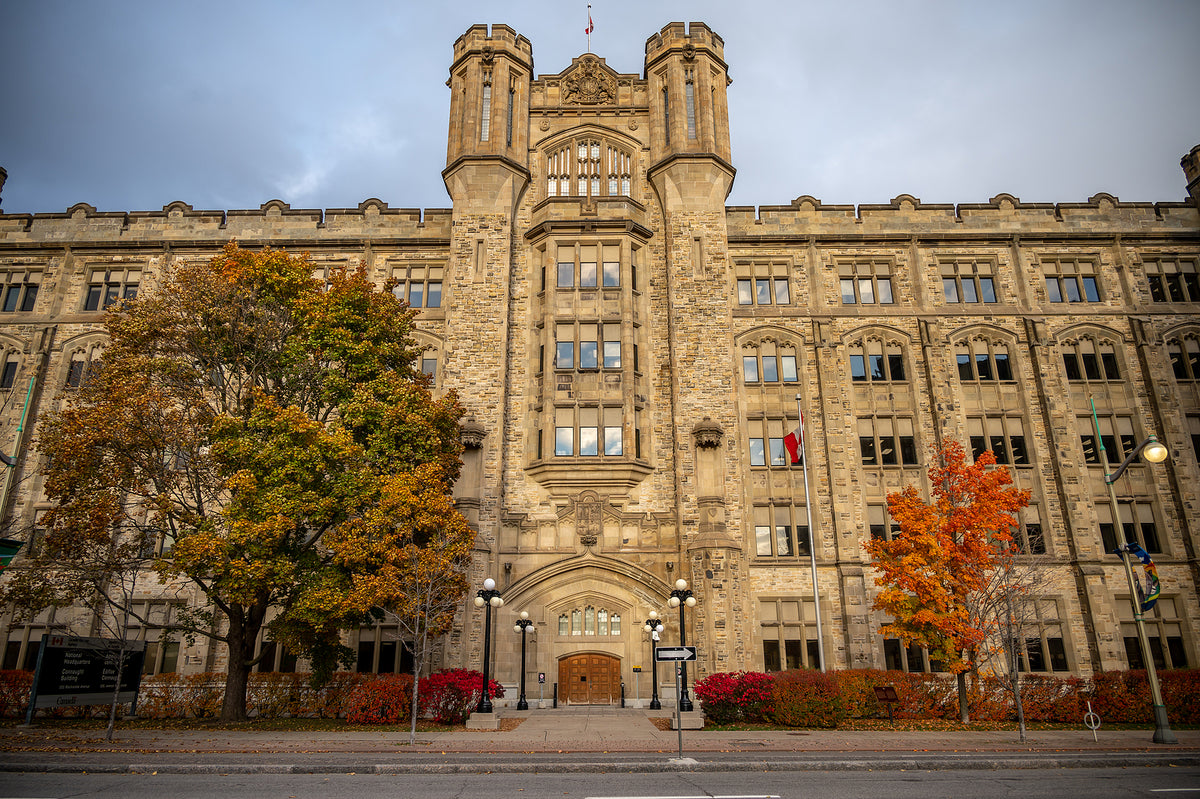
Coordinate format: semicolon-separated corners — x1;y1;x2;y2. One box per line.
29;634;146;713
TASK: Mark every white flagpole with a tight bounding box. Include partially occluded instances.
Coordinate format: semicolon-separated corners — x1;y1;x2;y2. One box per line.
797;393;826;671
586;4;592;52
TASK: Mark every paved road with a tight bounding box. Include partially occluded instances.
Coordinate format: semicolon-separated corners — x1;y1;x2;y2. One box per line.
2;767;1200;799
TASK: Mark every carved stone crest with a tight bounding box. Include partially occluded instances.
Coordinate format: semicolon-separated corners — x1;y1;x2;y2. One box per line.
575;493;602;546
561;55;616;105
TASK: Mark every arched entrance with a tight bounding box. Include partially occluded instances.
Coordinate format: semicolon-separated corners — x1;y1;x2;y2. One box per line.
558;653;621;704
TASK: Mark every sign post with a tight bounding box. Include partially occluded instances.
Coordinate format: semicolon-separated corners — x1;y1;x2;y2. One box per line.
654;645;697;757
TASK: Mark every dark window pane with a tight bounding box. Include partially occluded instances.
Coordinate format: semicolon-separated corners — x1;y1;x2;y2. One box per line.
957;353;973;381
1141;522;1161;553
1099;522;1118;553
763;641;781;672
1063;353;1081;381
975;352;993;380
2;286;20;312
1082;353;1101;380
860;436;877;465
1150;276;1166;302
84;285;102;311
990;435;1008;464
0;361;17;389
899;436;917;464
1185;273;1200;302
784;639;803;670
970;435;987;460
995;352;1012;381
884;639;902;671
869;354;885;380
880;435;897;465
1080;433;1098;464
1168;637;1187;668
1101;352;1120;379
1124;636;1144;669
1048;638;1068;671
1026;523;1045;554
1026;638;1046;671
1010;435;1028;465
1083;276;1100;302
888;353;905;380
1064;277;1082;303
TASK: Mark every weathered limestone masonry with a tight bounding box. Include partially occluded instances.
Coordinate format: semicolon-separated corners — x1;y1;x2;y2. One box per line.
1;22;1199;702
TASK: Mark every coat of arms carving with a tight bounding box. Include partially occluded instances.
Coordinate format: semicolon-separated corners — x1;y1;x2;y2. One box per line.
562;55;616;105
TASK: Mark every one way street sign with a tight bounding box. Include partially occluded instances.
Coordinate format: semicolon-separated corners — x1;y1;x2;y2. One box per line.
654;645;697;662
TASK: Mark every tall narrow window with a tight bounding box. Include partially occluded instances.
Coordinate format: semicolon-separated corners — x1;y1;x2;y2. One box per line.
685;79;697;139
480;77;492;142
506;83;514;147
662;87;670;145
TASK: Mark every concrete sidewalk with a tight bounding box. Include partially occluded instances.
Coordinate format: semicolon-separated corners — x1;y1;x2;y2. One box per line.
2;708;1198;773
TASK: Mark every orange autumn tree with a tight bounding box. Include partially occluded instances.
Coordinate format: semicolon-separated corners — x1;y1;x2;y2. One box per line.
25;243;467;722
865;441;1029;722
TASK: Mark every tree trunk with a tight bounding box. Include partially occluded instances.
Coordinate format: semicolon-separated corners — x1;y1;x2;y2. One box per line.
957;671;969;723
219;607;264;722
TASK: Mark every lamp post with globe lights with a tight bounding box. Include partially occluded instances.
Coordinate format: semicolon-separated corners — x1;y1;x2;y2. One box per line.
473;578;503;714
643;611;664;709
668;579;696;712
1092;419;1176;744
514;611;534;710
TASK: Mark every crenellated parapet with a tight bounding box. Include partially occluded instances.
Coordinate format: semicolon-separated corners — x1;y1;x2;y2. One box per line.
0;199;453;246
726;192;1200;242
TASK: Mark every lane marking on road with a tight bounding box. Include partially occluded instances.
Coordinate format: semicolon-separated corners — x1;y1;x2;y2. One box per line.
586;796;781;799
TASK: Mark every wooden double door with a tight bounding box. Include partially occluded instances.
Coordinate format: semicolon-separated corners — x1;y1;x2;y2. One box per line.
559;653;621;705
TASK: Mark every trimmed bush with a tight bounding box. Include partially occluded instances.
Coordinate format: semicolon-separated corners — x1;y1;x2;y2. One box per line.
768;669;846;728
0;670;32;719
345;673;414;724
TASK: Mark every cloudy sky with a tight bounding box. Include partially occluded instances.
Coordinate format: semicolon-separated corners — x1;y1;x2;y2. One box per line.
1;1;1197;215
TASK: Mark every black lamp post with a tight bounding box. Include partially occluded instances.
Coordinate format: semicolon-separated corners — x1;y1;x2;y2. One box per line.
643;610;664;710
514;610;534;711
668;578;696;712
1094;428;1176;744
473;577;503;714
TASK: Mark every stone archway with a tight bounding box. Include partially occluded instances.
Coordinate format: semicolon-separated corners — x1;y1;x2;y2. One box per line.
558;652;621;704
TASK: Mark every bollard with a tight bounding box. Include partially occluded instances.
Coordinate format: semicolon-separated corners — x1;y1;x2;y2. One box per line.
620;681;625;708
553;681;558;708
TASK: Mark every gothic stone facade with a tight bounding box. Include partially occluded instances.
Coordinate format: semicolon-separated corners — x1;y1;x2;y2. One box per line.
3;23;1200;702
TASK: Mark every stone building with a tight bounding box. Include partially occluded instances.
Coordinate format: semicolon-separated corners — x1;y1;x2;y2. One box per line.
2;22;1199;705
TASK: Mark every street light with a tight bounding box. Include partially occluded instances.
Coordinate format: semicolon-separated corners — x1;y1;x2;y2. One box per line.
668;578;696;712
643;610;664;710
1096;431;1176;744
473;577;503;714
513;610;534;711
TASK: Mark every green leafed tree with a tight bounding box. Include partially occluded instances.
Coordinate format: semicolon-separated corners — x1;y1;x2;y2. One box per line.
864;441;1030;723
21;243;468;721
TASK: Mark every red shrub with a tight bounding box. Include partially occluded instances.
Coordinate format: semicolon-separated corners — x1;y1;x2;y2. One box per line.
1017;674;1085;722
1160;670;1200;724
693;671;774;724
418;669;504;724
345;673;414;724
1090;670;1151;723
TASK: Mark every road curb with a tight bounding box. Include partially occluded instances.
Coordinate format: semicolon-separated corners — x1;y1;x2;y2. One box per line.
2;752;1198;775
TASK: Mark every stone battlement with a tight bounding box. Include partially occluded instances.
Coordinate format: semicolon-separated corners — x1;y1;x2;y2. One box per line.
451;23;533;65
726;192;1200;238
644;21;725;65
0;199;453;244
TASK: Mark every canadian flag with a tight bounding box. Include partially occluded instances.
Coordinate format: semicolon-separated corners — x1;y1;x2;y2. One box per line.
783;413;804;465
585;13;594;35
